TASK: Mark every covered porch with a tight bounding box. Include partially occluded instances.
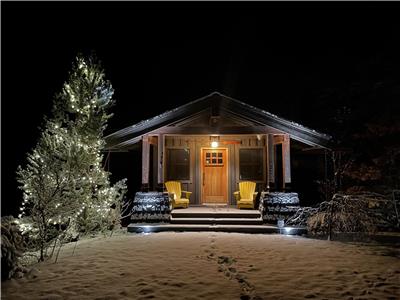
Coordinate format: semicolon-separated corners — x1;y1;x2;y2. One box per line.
140;133;293;206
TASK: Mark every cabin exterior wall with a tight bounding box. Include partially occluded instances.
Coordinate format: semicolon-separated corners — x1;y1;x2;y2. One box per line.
160;134;288;205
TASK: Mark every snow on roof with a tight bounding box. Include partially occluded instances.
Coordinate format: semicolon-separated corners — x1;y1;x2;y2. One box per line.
105;92;213;139
105;91;332;149
217;92;331;139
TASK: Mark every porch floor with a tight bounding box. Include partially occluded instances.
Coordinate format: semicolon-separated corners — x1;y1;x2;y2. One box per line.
171;205;262;224
171;205;261;218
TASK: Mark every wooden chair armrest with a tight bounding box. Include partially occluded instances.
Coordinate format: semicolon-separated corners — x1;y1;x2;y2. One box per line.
234;191;240;201
253;192;259;201
181;191;192;199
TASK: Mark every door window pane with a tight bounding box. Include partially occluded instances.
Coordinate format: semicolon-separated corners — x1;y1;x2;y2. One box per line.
239;149;263;180
205;150;224;166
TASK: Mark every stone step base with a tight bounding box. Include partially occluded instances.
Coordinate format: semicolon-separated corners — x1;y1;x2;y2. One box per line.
127;223;307;235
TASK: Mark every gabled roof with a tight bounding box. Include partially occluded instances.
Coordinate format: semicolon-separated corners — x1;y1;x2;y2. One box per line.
105;92;332;150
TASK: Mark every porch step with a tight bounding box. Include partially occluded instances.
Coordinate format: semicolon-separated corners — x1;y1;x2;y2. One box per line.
127;223;307;235
170;217;263;225
171;212;261;219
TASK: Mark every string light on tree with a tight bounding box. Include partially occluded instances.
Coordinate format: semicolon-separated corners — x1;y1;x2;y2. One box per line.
16;55;127;261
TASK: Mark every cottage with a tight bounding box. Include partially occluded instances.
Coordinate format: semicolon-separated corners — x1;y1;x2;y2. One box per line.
105;92;331;208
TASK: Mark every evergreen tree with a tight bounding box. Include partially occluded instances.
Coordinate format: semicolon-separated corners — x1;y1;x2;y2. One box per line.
17;55;127;261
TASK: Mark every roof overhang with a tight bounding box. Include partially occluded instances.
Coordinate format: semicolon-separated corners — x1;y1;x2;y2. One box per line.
104;92;332;151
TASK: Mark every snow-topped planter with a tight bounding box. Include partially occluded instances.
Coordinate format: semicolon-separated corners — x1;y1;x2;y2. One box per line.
131;192;171;223
259;192;300;223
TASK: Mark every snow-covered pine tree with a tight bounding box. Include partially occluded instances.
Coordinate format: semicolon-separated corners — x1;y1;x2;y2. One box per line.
17;55;127;261
52;55;127;234
17;121;85;261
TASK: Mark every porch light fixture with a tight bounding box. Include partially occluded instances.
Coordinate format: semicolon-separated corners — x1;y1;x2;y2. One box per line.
210;136;219;148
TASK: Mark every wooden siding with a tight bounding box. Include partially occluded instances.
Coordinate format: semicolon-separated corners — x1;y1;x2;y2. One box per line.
141;133;291;204
163;135;271;205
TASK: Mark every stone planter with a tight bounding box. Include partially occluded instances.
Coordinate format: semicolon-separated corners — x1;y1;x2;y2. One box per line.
131;192;171;222
259;192;300;223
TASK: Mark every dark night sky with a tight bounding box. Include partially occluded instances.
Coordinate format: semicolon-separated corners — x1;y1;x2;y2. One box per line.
2;2;400;216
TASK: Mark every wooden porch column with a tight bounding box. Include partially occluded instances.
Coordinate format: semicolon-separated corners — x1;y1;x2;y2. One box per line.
283;134;291;186
141;135;150;190
157;134;165;190
265;134;269;188
267;133;275;189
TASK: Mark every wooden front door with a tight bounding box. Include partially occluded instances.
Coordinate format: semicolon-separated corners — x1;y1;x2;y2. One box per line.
201;148;228;204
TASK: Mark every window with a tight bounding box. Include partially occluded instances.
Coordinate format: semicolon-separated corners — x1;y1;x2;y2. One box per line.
239;148;263;180
166;149;190;180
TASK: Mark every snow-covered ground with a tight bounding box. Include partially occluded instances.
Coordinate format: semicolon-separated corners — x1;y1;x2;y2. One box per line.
2;232;399;300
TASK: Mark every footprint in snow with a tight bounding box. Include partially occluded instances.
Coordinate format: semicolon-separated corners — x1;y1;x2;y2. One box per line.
215;255;260;299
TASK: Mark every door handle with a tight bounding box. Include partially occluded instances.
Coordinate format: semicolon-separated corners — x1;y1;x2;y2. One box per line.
203;172;205;186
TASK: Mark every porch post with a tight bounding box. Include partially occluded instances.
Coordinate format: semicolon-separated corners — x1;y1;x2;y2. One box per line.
267;133;275;190
141;135;150;191
157;134;165;191
265;134;269;190
283;134;291;189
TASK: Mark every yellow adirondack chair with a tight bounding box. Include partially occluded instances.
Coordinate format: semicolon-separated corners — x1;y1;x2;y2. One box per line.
234;181;258;209
165;181;191;209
